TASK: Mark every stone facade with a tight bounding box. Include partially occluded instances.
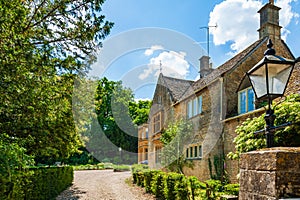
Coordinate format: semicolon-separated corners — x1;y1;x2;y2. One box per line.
239;147;300;199
138;123;149;163
143;1;299;183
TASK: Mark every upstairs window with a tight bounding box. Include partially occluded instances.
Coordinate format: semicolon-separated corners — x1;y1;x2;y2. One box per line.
238;87;255;114
145;128;148;139
153;112;162;133
187;95;203;118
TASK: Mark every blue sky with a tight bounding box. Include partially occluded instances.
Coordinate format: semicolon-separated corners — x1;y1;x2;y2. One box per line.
89;0;300;100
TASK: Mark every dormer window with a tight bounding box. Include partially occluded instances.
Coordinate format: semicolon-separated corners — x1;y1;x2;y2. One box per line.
238;87;255;114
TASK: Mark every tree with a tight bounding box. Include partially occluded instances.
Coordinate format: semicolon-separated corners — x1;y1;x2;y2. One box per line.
93;77;152;163
0;0;113;162
160;118;194;174
228;94;300;160
129;100;152;126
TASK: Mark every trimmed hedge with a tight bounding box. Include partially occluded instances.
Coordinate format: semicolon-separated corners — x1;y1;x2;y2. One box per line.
132;169;239;200
1;166;73;200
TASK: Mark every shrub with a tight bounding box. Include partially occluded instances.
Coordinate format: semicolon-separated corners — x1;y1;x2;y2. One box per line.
136;171;145;187
0;166;73;200
113;165;131;172
189;176;205;200
131;164;149;173
143;170;159;193
164;172;182;200
174;174;189;200
24;166;73;199
151;171;165;199
204;179;223;199
224;183;239;196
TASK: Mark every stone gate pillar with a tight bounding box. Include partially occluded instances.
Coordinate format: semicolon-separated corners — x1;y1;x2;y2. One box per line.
239;147;300;200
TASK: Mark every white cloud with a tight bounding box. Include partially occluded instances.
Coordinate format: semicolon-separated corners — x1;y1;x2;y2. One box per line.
139;51;189;80
144;45;164;56
276;0;299;40
209;0;262;54
209;0;299;54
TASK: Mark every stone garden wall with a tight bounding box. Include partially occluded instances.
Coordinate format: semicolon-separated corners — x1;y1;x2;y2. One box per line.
239;147;300;200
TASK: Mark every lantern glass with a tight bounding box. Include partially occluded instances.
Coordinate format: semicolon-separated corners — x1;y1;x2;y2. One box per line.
248;55;294;101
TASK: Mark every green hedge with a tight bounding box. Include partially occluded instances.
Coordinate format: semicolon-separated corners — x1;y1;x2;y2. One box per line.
132;169;239;200
1;166;73;200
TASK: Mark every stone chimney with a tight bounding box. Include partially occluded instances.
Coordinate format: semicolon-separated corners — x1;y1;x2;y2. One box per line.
257;1;282;42
199;55;213;78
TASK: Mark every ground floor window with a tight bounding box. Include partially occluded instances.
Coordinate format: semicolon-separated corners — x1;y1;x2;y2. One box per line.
186;144;202;160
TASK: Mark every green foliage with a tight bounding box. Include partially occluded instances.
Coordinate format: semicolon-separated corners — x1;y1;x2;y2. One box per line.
73;163;105;170
204;180;223;199
164;172;181;200
174;174;190;200
0;0;113;162
160;118;194;173
94;77;150;163
113;165;131;172
131;164;149;173
0;134;34;199
150;172;165;199
188;176;205;200
224;183;240;196
132;169;239;200
136;172;145;187
0;166;73;200
129;100;152;125
208;154;228;183
64;147;98;165
228;94;300;159
143;170;159;193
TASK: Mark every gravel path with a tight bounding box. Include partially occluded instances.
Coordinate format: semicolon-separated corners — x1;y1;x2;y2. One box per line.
56;170;156;200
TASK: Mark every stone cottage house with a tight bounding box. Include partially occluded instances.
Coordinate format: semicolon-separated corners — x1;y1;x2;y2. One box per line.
138;1;300;182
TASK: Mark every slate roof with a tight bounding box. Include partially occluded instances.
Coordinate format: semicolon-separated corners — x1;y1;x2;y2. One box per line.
160;75;194;103
179;37;268;100
158;36;295;104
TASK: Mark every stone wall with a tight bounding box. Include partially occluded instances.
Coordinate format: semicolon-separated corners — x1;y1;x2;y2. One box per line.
239;147;300;200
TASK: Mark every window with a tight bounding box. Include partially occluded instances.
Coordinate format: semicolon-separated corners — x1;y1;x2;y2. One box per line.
238;87;255;114
190;147;193;158
153;112;162;133
158;96;162;104
186;148;189;158
145;128;148;139
199;146;202;159
187;101;193;118
198;96;203;114
187;95;203;118
186;145;202;159
194;146;198;157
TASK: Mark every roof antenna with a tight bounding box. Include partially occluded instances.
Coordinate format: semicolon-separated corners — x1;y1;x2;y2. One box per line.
200;24;217;58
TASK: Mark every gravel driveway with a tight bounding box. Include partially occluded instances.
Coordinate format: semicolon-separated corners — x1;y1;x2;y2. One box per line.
56;170;156;200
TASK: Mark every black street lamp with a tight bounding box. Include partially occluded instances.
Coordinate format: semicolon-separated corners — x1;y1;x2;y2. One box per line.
246;39;300;148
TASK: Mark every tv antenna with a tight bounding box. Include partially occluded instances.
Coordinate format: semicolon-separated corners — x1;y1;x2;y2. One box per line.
200;24;217;58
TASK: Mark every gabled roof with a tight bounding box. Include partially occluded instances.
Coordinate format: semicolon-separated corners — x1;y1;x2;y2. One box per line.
160;74;194;103
179;37;269;100
194;38;267;89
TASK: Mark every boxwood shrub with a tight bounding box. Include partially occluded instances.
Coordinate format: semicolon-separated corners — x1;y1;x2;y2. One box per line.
1;166;73;200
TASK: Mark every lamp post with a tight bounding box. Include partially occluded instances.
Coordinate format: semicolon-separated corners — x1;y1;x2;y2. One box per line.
246;39;299;148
